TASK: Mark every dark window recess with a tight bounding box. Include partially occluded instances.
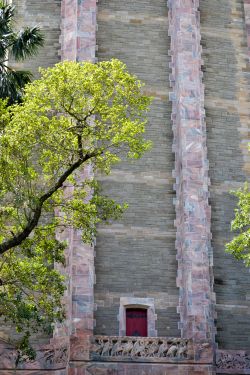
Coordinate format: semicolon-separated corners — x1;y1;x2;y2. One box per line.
126;308;147;337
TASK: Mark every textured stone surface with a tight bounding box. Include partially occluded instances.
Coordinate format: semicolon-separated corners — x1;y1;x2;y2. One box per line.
69;361;215;375
168;0;215;342
0;338;68;371
244;0;250;58
91;336;191;362
200;0;250;350
216;349;250;374
60;0;97;363
94;0;179;339
0;372;67;375
61;0;96;62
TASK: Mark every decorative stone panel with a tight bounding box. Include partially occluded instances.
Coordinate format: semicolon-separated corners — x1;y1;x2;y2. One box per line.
91;336;190;362
168;0;215;343
0;338;68;371
216;349;250;374
91;335;213;365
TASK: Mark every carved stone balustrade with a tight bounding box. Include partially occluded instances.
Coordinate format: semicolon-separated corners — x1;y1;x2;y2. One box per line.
216;350;250;374
91;336;214;364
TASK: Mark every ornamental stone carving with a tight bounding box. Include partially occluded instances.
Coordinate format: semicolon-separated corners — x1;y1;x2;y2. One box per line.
91;336;191;362
216;350;250;372
0;339;69;370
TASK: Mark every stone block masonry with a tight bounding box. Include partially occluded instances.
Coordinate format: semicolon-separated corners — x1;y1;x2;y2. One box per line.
61;0;96;62
0;0;250;374
60;0;97;362
69;362;215;375
94;0;180;340
168;0;215;343
244;0;250;58
200;0;250;350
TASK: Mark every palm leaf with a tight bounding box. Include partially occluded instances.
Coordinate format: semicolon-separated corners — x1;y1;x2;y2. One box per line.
0;32;14;59
10;27;44;61
0;2;14;35
0;38;6;59
0;2;44;103
0;66;32;104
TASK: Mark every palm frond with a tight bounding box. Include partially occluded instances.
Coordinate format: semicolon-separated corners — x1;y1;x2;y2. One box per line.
10;27;44;61
0;2;15;35
0;32;14;59
0;66;32;104
0;2;44;104
0;39;6;59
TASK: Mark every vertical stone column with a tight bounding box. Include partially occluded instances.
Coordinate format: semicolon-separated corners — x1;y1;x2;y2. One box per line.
61;0;96;62
60;0;97;363
168;0;215;342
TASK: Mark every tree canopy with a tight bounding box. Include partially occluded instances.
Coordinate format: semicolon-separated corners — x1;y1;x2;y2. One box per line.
0;59;151;358
226;182;250;266
0;0;44;103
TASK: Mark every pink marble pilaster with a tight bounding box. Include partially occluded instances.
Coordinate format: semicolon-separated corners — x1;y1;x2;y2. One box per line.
60;0;97;362
61;0;96;62
168;0;215;343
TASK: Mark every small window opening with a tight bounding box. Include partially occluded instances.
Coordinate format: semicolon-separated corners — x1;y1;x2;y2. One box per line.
126;308;147;337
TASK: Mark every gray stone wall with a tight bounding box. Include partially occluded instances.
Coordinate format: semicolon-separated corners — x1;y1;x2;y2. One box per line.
94;0;180;337
200;0;250;349
10;0;61;77
2;0;250;354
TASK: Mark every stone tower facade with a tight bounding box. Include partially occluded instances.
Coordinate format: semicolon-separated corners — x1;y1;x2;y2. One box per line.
0;0;250;374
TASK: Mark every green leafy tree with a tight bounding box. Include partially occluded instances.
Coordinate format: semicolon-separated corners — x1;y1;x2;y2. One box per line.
226;182;250;265
0;59;151;358
0;0;44;103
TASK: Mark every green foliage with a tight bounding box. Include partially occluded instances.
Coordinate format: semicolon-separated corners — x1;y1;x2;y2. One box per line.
226;183;250;266
0;59;151;358
0;0;44;104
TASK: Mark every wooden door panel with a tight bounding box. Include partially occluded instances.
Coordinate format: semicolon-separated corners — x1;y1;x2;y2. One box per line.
126;308;147;337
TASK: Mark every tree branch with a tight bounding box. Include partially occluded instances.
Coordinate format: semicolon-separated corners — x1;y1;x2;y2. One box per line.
0;152;97;255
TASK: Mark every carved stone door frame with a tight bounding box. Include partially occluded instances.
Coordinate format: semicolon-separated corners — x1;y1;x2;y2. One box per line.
118;297;157;337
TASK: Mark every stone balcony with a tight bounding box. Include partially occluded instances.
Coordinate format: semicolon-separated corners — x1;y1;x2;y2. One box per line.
90;335;213;364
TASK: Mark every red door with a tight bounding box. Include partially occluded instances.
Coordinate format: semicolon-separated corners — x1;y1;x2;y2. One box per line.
126;308;147;337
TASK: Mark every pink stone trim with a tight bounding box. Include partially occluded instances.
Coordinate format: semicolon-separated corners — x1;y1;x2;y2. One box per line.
61;0;97;62
60;0;97;363
168;0;215;342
